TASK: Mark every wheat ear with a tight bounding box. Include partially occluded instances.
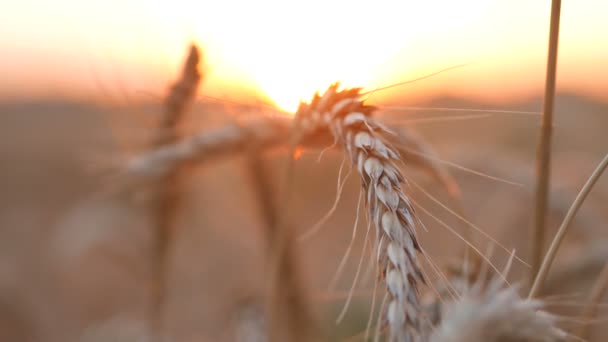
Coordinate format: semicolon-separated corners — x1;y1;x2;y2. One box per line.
123;116;292;183
123;117;456;200
296;83;424;341
431;279;566;342
149;44;201;335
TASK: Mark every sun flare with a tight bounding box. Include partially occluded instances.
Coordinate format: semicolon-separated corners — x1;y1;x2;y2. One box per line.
189;0;427;112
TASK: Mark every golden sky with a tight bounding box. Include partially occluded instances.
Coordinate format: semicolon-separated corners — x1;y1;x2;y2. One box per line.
2;0;608;110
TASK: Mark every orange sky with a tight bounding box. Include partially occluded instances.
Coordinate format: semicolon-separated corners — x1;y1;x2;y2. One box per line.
2;0;608;110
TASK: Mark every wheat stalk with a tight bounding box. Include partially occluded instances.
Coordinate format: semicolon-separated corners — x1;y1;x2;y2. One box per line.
123;116;292;183
148;44;201;336
532;0;562;283
295;83;425;341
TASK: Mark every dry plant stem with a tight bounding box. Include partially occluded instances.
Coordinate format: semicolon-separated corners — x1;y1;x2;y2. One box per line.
247;121;312;341
246;146;277;232
149;45;201;335
124;116;292;183
267;137;314;342
529;153;608;298
575;262;608;341
267;228;313;342
296;84;425;341
532;0;562;282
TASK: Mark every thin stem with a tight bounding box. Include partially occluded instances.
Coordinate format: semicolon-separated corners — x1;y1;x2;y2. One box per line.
150;44;201;336
387;113;491;125
380;106;539;116
267;129;315;342
532;0;562;283
529;153;608;298
246;142;277;235
237;131;277;342
122;117;292;184
361;64;468;96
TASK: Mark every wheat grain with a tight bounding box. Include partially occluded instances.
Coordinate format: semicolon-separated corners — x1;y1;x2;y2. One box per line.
295;83;425;341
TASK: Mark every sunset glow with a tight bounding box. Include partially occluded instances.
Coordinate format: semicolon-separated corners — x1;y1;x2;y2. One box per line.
2;1;608;108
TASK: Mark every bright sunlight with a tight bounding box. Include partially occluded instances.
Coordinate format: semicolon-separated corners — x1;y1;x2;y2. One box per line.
3;0;608;105
177;0;493;111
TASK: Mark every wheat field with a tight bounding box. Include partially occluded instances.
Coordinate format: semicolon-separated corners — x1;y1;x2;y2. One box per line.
1;1;608;341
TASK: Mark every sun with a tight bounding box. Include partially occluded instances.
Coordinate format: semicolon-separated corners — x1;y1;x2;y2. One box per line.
188;0;423;112
249;57;374;113
195;29;392;112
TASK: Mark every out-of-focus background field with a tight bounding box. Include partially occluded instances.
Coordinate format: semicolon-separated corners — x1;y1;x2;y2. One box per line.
2;0;608;341
0;92;607;341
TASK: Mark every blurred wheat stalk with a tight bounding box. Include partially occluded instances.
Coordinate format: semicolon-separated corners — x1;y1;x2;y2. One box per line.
148;44;201;337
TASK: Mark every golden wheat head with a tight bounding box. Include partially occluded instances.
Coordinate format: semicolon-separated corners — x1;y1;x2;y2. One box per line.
296;84;425;341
